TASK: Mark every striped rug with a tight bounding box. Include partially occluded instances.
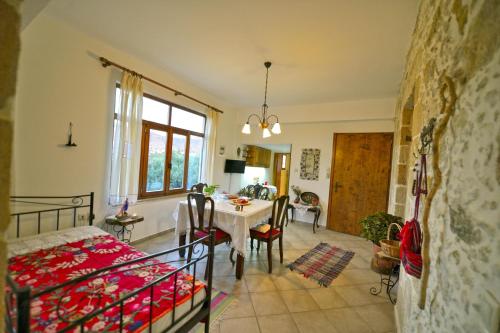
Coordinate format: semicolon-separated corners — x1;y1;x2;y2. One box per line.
287;242;355;287
193;289;235;333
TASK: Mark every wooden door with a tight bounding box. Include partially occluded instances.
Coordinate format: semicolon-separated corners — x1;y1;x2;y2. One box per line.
273;153;291;197
327;133;393;235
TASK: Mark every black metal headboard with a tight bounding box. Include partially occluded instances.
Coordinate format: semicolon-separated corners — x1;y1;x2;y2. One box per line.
9;192;94;238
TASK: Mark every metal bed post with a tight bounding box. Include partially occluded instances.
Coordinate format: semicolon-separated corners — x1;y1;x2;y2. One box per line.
89;192;94;225
203;229;216;333
16;285;31;333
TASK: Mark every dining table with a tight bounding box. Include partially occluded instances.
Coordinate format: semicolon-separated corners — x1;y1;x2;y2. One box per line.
173;198;274;279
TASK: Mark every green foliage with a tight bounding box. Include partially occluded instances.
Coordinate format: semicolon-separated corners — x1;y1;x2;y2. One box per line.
146;151;201;191
238;187;250;197
359;212;404;246
203;184;219;196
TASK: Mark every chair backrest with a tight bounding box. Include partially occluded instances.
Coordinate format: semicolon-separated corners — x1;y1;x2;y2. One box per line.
190;183;208;193
270;195;289;230
253;184;262;199
245;184;256;198
258;187;270;200
187;192;214;232
300;192;319;205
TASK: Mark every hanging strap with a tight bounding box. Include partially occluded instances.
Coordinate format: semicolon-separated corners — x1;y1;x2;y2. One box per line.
413;154;428;221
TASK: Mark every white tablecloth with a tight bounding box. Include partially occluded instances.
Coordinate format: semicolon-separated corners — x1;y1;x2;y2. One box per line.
173;199;273;257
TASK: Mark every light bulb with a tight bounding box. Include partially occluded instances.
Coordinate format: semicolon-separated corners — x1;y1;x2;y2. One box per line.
271;122;281;134
242;122;251;134
262;128;271;138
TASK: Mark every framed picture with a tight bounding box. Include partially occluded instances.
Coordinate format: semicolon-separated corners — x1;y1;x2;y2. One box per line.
300;148;320;180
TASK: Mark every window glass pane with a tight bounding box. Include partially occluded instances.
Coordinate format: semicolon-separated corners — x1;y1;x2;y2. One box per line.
281;155;287;169
187;136;203;189
171;107;205;133
170;133;187;190
142;96;169;125
146;129;167;192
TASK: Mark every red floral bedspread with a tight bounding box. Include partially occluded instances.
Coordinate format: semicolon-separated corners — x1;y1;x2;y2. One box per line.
8;234;204;332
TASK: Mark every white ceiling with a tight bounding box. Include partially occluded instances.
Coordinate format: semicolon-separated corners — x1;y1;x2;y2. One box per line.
44;0;418;109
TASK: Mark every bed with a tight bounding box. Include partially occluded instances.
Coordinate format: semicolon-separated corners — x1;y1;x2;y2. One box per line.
5;193;215;333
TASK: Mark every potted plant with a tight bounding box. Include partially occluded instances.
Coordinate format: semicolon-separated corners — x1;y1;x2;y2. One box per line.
291;185;302;203
203;184;219;196
359;212;403;273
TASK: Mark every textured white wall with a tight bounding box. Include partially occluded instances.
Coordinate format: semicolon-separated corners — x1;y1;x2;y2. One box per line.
391;1;500;332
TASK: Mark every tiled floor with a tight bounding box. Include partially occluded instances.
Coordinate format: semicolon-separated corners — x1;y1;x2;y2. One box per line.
134;221;396;333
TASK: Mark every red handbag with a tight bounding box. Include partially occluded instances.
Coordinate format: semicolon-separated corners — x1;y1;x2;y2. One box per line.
400;154;426;279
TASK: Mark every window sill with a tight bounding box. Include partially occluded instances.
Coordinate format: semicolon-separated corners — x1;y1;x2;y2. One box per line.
136;192;188;205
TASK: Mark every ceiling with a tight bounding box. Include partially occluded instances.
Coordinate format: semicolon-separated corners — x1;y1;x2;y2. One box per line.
44;0;419;109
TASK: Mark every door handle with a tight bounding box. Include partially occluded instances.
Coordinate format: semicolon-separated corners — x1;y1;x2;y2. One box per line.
334;181;343;192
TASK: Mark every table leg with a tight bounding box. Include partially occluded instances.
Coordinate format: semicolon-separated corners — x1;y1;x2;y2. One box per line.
235;254;245;280
179;234;186;258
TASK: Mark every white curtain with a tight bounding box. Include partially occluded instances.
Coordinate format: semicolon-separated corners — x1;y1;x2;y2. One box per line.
109;71;143;205
202;108;219;185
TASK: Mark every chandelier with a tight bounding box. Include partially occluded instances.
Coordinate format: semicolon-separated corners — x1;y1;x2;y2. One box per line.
241;61;281;138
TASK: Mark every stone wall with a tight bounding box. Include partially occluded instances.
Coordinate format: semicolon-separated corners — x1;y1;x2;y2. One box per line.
0;1;20;332
390;0;500;332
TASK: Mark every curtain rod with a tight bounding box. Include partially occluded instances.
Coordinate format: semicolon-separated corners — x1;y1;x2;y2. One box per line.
99;56;224;114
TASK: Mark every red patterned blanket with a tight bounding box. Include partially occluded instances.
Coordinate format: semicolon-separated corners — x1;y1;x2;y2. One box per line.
8;234;204;332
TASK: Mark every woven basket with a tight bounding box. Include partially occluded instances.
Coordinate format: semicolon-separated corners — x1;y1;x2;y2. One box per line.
380;223;402;258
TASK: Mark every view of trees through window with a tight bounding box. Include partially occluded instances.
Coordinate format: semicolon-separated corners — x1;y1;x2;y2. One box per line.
114;87;206;198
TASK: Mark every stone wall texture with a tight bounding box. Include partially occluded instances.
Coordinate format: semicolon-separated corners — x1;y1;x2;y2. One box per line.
0;1;20;332
390;0;500;332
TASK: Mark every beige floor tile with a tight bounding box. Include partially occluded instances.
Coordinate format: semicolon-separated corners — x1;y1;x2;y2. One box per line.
334;284;389;306
323;308;374;333
213;275;248;294
354;303;395;333
257;314;299;333
244;275;277;292
220;317;260;333
250;291;288;316
280;289;320;313
271;272;305;291
222;293;256;319
291;310;338;333
341;268;380;285
307;288;348;309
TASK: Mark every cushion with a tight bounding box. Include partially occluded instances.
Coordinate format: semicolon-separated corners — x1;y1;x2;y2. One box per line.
194;228;230;241
250;228;281;239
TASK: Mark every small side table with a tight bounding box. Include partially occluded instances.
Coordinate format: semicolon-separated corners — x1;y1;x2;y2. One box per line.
105;215;144;243
370;251;400;304
286;203;321;233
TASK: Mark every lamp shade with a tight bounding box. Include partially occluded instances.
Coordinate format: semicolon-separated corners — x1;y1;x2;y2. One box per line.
241;122;251;134
271;122;281;134
262;127;271;138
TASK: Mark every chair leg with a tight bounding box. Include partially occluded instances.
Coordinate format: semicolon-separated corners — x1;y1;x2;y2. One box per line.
286;209;289;227
257;240;261;252
267;241;273;274
279;236;283;264
230;248;235;265
250;237;254;250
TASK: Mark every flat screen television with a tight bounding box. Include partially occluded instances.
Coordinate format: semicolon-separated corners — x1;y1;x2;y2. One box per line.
224;159;246;173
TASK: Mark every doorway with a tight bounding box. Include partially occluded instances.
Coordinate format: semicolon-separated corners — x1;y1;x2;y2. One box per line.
273;153;291;196
327;133;393;235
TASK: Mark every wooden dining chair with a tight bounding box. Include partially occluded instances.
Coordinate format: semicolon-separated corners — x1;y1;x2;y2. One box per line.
190;183;208;193
187;193;232;279
249;195;290;273
257;187;270;200
253;184;263;199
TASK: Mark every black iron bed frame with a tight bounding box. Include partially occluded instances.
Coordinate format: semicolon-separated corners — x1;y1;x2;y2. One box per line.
6;193;215;333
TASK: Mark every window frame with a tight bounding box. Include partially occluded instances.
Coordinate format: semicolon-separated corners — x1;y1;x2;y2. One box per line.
137;93;206;199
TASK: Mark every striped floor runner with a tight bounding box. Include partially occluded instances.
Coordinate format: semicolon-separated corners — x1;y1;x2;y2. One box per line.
193;289;235;332
287;242;355;287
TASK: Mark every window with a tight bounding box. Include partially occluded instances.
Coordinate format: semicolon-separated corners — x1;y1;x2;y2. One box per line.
115;87;206;198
